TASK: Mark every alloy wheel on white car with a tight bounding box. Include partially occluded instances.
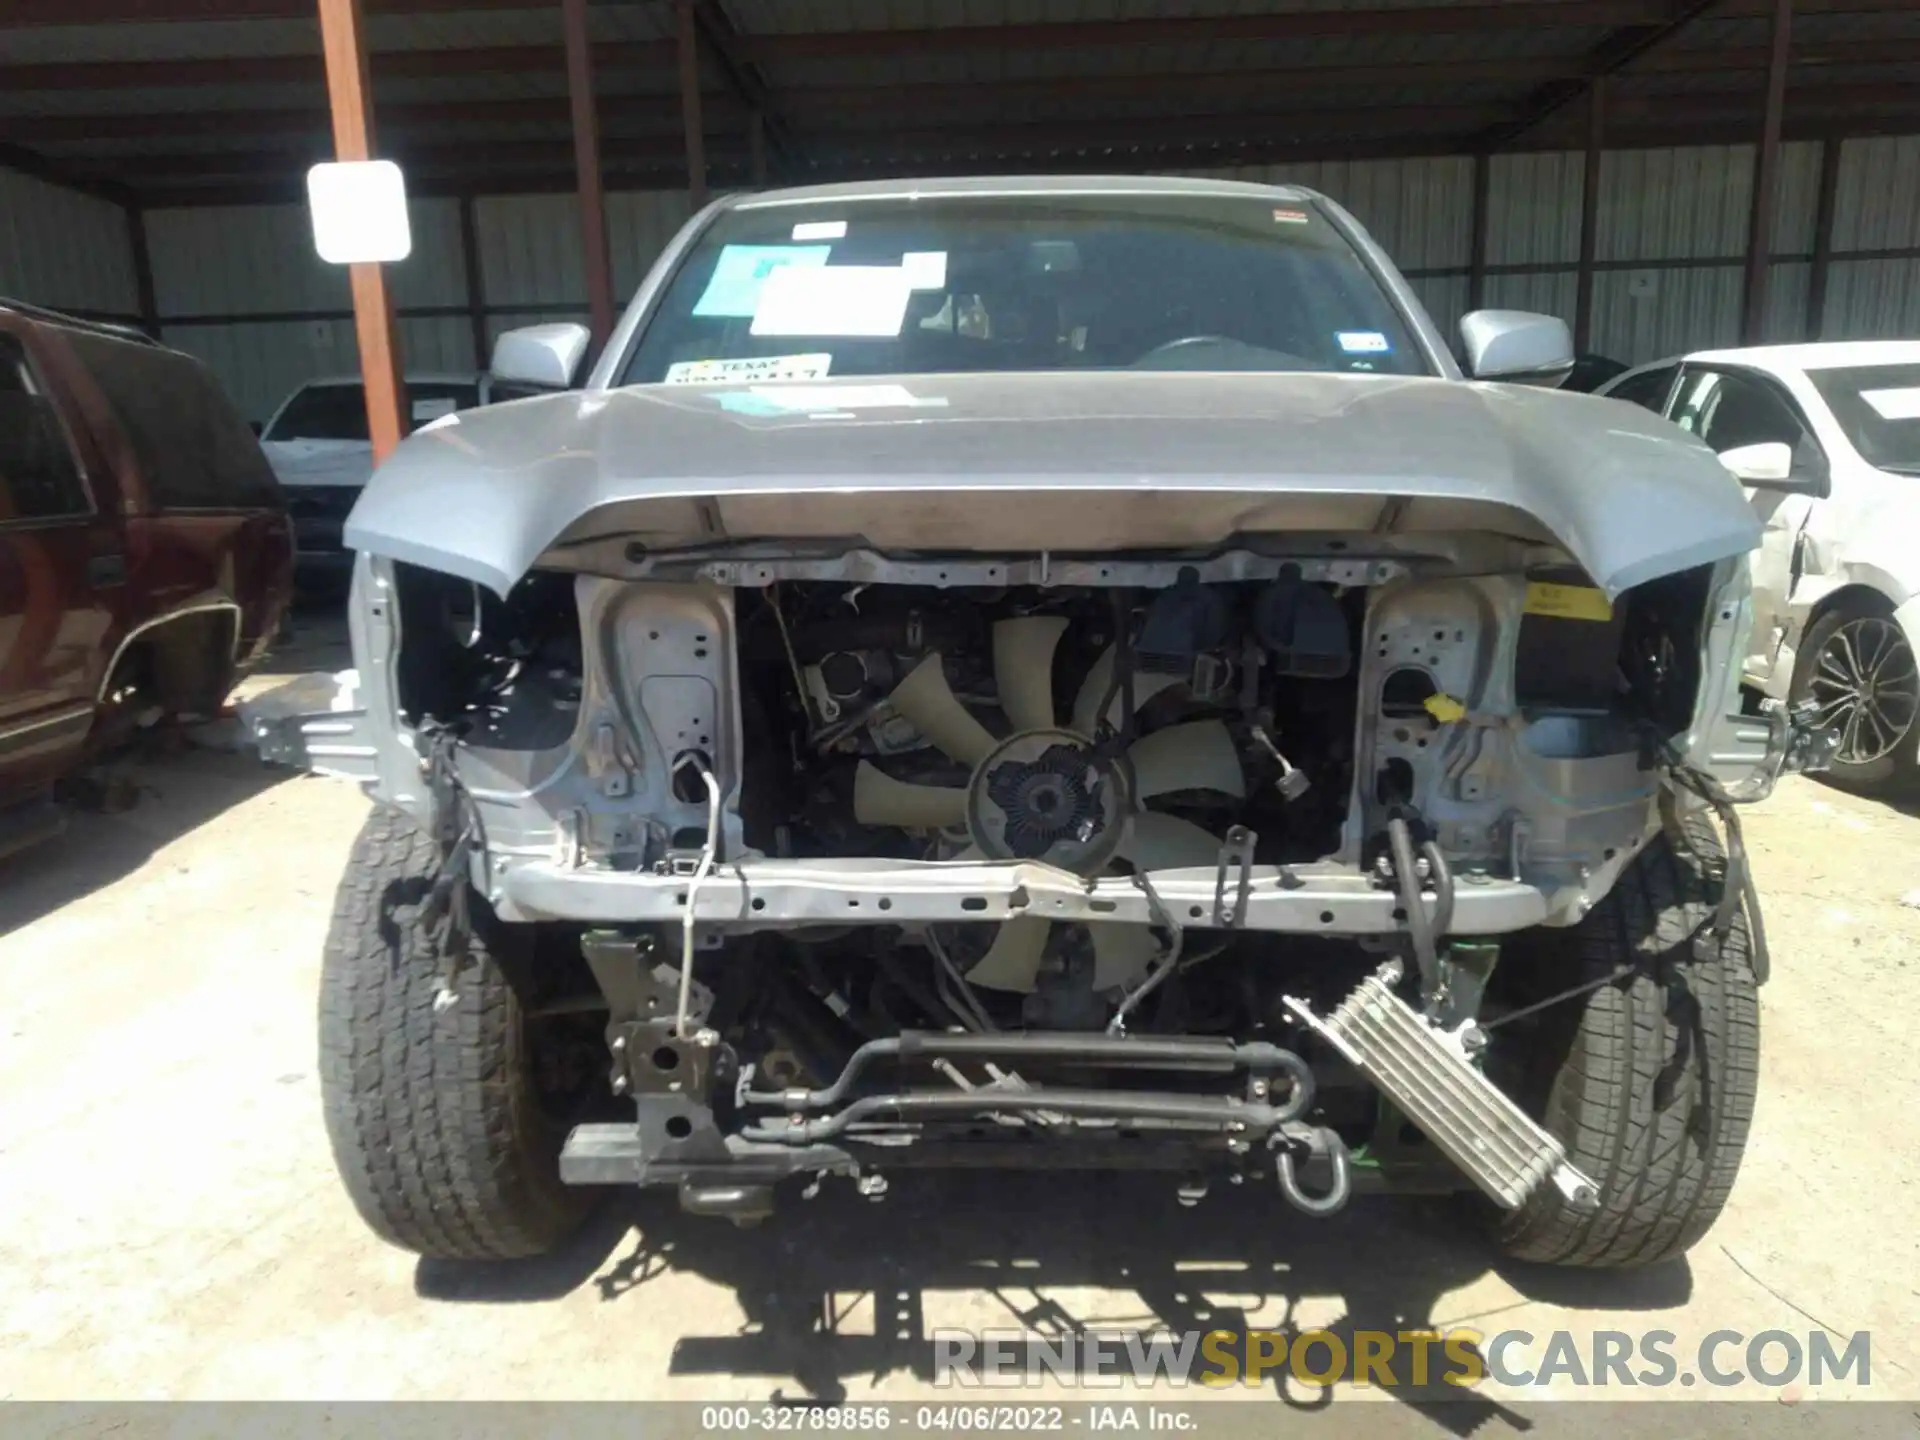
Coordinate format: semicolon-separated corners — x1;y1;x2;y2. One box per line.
1808;615;1920;767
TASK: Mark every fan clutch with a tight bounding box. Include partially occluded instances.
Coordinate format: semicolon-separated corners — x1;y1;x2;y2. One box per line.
851;616;1245;994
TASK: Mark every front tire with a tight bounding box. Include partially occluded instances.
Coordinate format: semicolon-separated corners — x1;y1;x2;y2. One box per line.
318;808;596;1261
1790;601;1919;793
1487;816;1759;1268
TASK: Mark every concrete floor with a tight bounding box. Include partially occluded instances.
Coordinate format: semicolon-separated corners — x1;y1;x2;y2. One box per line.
3;628;1918;1417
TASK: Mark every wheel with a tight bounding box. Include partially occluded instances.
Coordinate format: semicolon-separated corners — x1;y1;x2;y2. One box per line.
1790;600;1919;792
147;612;239;718
1484;816;1759;1268
319;807;597;1261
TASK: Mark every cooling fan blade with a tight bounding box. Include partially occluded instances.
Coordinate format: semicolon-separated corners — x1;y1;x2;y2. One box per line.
966;916;1051;994
1121;811;1226;871
969;916;1166;996
993;616;1069;734
1127;719;1246;801
1069;645;1185;737
852;761;968;830
888;654;998;767
947;844;1051;993
1090;923;1164;992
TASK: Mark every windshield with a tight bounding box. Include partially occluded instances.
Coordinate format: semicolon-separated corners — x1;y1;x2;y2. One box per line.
1808;362;1920;475
265;380;479;441
620;192;1430;386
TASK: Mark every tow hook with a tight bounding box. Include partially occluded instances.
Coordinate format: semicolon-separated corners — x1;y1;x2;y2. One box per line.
1273;1124;1353;1217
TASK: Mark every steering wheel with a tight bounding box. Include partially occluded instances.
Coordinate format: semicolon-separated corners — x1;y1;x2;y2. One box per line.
1131;334;1320;371
1137;335;1235;361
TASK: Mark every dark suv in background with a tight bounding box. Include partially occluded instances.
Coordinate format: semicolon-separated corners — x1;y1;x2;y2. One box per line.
0;299;292;855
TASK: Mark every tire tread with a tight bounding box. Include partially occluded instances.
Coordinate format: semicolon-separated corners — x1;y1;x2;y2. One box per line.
318;807;591;1261
1492;815;1759;1267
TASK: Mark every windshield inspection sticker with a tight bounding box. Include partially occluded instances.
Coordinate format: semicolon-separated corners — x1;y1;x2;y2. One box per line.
751;264;913;338
901;251;948;290
1862;386;1920;421
693;244;832;318
1273;208;1311;224
664;354;833;386
1337;331;1392;354
791;219;848;241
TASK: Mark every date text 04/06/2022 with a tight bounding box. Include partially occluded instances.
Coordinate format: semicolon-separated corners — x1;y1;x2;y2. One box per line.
698;1406;1198;1431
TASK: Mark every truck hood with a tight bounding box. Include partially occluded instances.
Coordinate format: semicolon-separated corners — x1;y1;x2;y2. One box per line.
344;371;1760;598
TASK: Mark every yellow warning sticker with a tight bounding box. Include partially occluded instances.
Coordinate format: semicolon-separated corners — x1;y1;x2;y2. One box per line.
1523;582;1613;622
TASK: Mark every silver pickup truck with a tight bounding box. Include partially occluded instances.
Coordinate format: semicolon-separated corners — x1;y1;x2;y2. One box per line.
253;175;1832;1269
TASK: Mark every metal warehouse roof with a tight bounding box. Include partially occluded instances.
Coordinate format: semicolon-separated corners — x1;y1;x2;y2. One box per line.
3;0;1920;204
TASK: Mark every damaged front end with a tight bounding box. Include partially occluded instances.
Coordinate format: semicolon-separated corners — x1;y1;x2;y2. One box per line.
258;543;1827;1223
255;372;1839;1224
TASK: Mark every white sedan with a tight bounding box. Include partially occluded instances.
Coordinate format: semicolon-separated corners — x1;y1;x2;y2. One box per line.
1601;341;1920;792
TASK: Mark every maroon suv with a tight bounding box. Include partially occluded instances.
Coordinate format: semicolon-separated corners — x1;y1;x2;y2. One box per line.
0;300;292;854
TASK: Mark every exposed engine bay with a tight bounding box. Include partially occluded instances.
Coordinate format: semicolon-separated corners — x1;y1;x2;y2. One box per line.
736;573;1361;1006
276;535;1818;1225
388;547;1749;940
376;548;1770;1026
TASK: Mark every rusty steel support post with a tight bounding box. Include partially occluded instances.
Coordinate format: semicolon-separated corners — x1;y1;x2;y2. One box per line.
1744;0;1794;343
1467;150;1491;313
1573;77;1605;355
1805;135;1841;341
562;0;615;348
316;0;407;463
677;0;709;209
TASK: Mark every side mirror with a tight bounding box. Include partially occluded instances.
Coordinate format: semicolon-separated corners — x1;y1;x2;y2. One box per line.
1719;440;1828;496
1718;441;1793;485
1459;310;1575;386
488;322;590;391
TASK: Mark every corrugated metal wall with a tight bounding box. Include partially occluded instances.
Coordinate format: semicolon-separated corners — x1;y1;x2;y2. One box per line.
0;166;139;318
147;199;466;315
1475;141;1827;364
1582;142;1822;362
474;188;691;351
1822;135;1920;340
1481;142;1581;323
137;187;692;419
145;197;474;421
475;191;692;307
